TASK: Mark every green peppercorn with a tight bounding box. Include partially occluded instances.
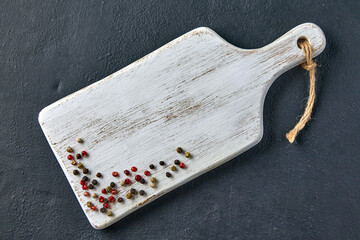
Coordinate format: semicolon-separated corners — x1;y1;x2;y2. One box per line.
96;172;102;178
66;147;73;153
130;188;137;195
86;201;92;208
170;165;176;171
76;137;83;143
71;160;76;165
117;197;123;203
76;153;82;159
100;208;107;213
159;161;165;166
166;172;171;178
149;164;155;169
140;178;145;184
82;176;89;181
106;186;112;193
110;182;115;188
91;179;98;185
73;170;79;175
176;147;183;153
126;192;132;199
88;184;94;189
150;177;156;183
106;210;112;216
83;168;89;174
77;162;84;169
139;190;145;196
185;152;191;158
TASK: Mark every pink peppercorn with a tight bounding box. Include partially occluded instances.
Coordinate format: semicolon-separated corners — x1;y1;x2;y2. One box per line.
91;206;96;211
101;188;106;194
103;203;109;209
179;163;185;169
99;196;104;203
124;178;130;184
82;184;88;190
131;166;137;172
112;171;119;177
135;175;142;182
81;151;88;157
124;170;130;176
80;180;85;185
84;192;89;197
67;155;73;160
144;170;150;176
111;189;117;195
108;196;115;203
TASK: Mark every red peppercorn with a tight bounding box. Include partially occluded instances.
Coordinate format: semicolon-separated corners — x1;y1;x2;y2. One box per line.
91;206;96;211
144;170;150;176
82;184;88;190
112;171;119;177
81;151;88;157
80;180;85;185
124;178;130;184
84;191;89;197
111;189;117;195
131;166;137;172
67;155;73;160
108;196;115;203
99;196;104;203
101;188;107;194
124;170;130;176
135;175;142;182
179;163;185;169
103;203;109;209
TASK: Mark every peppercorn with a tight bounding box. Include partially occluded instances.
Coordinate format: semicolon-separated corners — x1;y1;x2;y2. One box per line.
117;197;123;203
80;180;85;185
150;183;156;188
99;196;104;203
86;201;92;207
131;166;137;172
144;170;150;176
111;189;117;195
185;152;191;158
179;162;185;169
66;147;73;153
81;151;88;157
77;162;84;169
106;210;112;216
91;206;96;211
130;188;137;195
82;184;88;190
71;160;77;165
176;147;183;153
82;176;89;181
124;178;130;184
170;165;176;171
112;171;119;177
110;182;115;188
76;137;83;143
106;186;112;193
84;192;89;197
120;180;126;186
174;160;180;165
91;179;98;185
92;193;98;198
76;153;81;159
67;155;73;160
150;177;156;183
149;164;155;169
103;198;109;204
135;175;142;182
103;203;109;209
108;196;115;203
139;190;145;196
83;168;89;174
159;161;165;166
88;184;94;189
166;172;171;178
140;178;145;184
100;208;106;213
126;192;132;199
101;188;106;194
73;170;79;175
124;170;130;176
96;172;102;178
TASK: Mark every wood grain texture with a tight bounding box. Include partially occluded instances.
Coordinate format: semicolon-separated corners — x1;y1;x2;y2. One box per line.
38;23;326;229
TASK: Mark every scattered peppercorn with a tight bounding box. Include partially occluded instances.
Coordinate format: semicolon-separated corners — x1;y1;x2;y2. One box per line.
170;165;176;171
82;176;89;181
179;163;185;169
135;175;142;182
126;192;132;199
159;161;165;166
88;184;94;189
174;160;180;165
66;147;73;153
71;160;77;165
76;137;83;143
108;196;115;203
139;190;145;196
103;198;109;203
106;210;112;216
96;172;102;178
91;205;96;211
131;166;137;172
67;155;73;160
149;164;155;169
150;183;156;188
176;147;183;153
91;193;98;198
83;168;89;174
99;196;104;203
81;151;88;157
106;186;112;193
150;177;156;183
117;197;123;203
100;208;106;213
103;203;109;209
77;162;84;169
185;152;191;158
76;153;82;159
120;180;126;186
80;180;85;185
91;179;98;185
140;178;145;184
84;192;89;197
101;188;106;194
73;170;79;175
124;170;130;176
124;178;130;184
112;171;119;177
166;172;171;178
144;170;150;176
86;201;92;208
82;184;88;190
110;182;115;188
130;188;137;194
111;189;117;195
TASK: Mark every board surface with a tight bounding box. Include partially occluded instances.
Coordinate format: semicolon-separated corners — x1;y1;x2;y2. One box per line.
39;23;325;229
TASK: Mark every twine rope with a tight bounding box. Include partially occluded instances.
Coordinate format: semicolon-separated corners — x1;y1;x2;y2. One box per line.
286;39;317;143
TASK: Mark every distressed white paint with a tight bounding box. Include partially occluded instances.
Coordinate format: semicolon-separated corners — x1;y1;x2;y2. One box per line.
38;23;326;229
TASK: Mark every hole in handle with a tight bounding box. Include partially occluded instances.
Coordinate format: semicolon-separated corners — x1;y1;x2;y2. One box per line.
297;37;309;49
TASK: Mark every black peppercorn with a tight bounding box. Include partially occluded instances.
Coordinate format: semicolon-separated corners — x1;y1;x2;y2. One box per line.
174;160;180;165
166;172;171;178
149;164;155;169
96;172;102;178
82;176;89;181
103;198;109;203
139;190;145;196
130;188;137;195
83;168;89;174
176;147;183;153
73;170;79;175
140;178;145;184
110;182;115;188
159;161;165;166
91;179;98;185
76;153;81;159
117;197;123;203
100;208;107;213
88;184;94;189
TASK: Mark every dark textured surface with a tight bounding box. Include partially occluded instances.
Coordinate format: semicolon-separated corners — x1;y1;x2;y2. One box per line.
1;0;359;239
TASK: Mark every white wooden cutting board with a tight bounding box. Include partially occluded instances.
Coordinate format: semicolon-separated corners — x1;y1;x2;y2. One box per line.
39;23;325;229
